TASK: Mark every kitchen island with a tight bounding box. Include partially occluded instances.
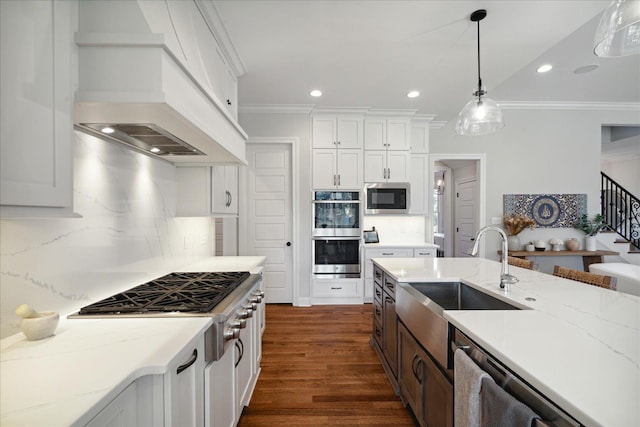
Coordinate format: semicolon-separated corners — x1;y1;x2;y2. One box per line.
0;256;266;427
372;257;639;427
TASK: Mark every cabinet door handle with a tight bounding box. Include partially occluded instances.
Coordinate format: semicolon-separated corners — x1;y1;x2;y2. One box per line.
235;338;244;368
387;168;391;179
411;354;424;384
176;349;198;375
337;175;341;186
228;191;233;207
333;175;336;186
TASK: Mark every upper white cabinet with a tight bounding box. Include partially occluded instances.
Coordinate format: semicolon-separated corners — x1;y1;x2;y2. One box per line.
364;150;411;183
364;118;411;151
212;165;239;215
409;154;429;214
312;149;363;190
175;165;238;216
312;114;364;190
410;121;430;154
0;0;75;216
312;115;363;149
364;117;411;183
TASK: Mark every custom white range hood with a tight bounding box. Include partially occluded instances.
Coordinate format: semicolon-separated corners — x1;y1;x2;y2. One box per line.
74;0;247;164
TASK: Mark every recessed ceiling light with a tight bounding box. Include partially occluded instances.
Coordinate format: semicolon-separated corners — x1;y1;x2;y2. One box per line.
101;126;115;134
536;64;553;73
573;64;599;74
310;89;322;97
407;91;420;98
150;147;161;153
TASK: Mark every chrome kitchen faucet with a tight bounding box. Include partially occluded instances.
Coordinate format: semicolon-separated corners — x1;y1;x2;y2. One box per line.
467;225;519;293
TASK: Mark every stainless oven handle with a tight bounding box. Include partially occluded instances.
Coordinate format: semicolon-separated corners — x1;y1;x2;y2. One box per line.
312;237;361;241
312;200;361;204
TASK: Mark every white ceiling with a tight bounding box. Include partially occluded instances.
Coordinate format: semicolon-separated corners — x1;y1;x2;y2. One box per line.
213;0;640;122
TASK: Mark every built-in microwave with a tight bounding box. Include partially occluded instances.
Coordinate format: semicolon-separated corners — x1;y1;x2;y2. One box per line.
364;183;410;214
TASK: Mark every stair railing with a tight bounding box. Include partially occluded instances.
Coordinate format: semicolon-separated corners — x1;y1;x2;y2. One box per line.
601;172;640;250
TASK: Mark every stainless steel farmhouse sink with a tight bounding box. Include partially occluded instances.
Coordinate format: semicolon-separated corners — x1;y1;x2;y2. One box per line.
409;281;520;312
396;281;521;372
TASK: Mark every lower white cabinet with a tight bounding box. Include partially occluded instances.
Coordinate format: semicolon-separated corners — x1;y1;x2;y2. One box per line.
205;342;236;427
364;246;436;302
86;376;163;427
165;335;205;426
311;278;363;304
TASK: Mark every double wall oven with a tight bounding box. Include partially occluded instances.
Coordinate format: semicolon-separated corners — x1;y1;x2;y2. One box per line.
312;191;361;278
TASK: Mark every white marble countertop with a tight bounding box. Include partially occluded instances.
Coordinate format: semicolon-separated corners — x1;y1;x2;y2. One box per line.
0;256;266;427
364;242;439;249
372;257;640;427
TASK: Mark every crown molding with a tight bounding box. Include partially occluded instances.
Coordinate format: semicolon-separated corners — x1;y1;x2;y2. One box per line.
412;114;438;123
367;109;419;117
429;121;448;129
239;104;315;114
498;101;640;111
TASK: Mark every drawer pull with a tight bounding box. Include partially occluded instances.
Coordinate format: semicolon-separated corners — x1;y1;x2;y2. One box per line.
330;287;343;290
382;252;393;255
177;349;198;375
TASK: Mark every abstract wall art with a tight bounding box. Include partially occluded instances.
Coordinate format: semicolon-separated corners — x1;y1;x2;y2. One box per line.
503;194;587;228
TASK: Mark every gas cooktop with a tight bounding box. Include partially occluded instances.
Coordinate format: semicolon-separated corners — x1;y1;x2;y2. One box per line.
77;271;251;315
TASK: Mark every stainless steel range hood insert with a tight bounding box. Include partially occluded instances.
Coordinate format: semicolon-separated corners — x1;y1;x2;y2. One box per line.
77;123;204;157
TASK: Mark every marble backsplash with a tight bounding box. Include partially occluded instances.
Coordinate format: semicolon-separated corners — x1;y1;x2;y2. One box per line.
0;132;215;339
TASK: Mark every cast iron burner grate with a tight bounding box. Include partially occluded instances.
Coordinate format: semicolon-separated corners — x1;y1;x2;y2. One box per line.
78;271;251;315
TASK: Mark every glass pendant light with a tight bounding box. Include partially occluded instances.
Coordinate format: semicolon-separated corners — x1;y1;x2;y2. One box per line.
594;0;640;57
455;9;504;136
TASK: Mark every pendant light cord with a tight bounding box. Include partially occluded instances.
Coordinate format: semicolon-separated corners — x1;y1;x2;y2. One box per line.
476;18;482;95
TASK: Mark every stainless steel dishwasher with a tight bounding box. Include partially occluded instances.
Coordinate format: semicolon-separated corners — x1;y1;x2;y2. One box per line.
452;329;581;427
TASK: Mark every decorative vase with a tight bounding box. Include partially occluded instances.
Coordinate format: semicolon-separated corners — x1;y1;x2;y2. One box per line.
565;238;580;251
525;243;535;252
507;235;521;251
585;236;597;251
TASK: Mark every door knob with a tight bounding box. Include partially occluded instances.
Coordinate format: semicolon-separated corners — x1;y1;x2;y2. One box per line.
286;242;291;246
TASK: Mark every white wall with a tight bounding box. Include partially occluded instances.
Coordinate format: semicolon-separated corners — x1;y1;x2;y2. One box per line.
430;107;639;270
238;111;312;301
0;132;214;339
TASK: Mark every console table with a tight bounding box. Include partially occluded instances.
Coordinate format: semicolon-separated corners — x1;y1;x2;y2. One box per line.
503;250;619;271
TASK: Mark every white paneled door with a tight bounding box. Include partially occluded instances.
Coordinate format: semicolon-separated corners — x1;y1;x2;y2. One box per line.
246;144;293;303
455;178;477;258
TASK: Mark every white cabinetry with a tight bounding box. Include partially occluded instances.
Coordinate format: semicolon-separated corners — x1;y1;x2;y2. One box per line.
312;115;364;190
364;118;411;151
212;165;238;215
206;343;236;427
206;278;264;427
409;154;430;214
175;165;238;216
364;118;411;183
312;115;363;149
364;150;411;183
364;246;436;302
164;334;205;427
311;278;363;304
409;120;430;214
0;0;75;217
312;148;363;190
86;376;163;427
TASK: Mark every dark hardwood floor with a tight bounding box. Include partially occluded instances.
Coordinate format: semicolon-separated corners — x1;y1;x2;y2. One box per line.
238;304;417;426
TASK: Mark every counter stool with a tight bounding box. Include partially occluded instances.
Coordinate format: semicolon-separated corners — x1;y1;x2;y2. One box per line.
552;265;617;290
507;256;534;270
